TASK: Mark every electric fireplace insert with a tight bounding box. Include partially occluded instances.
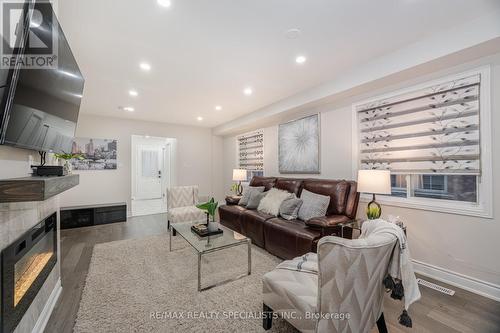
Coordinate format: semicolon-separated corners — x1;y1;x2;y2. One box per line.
1;213;57;333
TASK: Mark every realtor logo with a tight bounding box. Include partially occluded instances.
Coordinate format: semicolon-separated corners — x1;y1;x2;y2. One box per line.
1;0;58;69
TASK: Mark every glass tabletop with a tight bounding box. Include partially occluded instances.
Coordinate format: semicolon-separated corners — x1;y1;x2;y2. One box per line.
170;222;248;254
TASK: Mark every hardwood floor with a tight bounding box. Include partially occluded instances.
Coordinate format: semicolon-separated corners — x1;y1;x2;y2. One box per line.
44;214;500;333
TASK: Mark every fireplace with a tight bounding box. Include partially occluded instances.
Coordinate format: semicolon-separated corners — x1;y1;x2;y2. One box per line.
1;213;57;333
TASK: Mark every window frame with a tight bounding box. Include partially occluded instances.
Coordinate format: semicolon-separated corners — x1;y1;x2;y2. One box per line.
352;67;493;219
236;129;265;182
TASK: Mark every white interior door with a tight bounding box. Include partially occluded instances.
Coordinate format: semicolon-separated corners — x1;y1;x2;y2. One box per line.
135;145;163;200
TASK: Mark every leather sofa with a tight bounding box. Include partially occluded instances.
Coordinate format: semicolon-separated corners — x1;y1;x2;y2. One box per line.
218;177;360;260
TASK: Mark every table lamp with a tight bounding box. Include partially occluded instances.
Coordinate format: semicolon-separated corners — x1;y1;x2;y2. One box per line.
232;169;247;196
357;170;391;219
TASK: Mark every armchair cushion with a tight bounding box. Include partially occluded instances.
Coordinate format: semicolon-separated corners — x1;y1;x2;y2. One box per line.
263;266;317;333
167;186;199;209
167;206;206;224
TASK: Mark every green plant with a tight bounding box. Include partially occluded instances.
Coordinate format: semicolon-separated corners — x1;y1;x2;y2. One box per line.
366;204;381;220
196;197;218;222
54;152;84;161
230;183;239;194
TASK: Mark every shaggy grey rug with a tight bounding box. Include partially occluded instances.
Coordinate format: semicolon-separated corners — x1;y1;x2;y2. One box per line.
74;234;299;333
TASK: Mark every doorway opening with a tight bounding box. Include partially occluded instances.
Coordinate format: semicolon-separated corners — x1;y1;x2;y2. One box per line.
131;135;177;217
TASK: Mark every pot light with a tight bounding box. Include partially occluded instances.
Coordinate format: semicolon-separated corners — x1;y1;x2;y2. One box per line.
243;87;253;96
157;0;172;8
295;55;307;64
129;90;138;97
139;62;151;71
215;105;222;111
123;106;135;112
197;116;203;121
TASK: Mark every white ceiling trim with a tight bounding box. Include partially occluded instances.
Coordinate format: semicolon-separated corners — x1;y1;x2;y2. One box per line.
213;11;500;136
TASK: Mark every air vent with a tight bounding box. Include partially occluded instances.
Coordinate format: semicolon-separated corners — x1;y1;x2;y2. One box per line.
417;278;455;296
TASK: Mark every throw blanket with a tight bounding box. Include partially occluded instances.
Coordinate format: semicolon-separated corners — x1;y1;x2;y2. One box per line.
360;219;421;327
276;253;318;275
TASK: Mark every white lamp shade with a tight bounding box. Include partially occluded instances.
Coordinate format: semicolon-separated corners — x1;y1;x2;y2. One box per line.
357;170;391;195
232;169;247;181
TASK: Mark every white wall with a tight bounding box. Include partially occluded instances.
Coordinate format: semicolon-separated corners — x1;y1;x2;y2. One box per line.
222;54;500;300
59;114;224;214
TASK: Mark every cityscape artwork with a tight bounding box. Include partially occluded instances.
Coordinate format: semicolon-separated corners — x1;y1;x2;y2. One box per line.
71;138;118;170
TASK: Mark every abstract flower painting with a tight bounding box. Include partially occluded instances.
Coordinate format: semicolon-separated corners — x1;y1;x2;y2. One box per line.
279;114;320;173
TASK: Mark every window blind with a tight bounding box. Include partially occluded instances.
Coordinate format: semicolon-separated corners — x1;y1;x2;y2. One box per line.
238;130;264;172
357;74;481;175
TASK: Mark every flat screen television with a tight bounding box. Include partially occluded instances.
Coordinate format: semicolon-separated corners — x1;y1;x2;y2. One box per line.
0;0;84;153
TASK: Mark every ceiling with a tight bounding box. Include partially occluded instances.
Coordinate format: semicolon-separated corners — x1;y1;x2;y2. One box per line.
57;0;500;128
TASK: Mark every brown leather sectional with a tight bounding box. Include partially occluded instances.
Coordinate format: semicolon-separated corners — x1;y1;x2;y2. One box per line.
219;176;360;260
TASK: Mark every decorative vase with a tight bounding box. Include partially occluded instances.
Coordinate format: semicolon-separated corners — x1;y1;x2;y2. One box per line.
206;214;219;232
63;160;72;175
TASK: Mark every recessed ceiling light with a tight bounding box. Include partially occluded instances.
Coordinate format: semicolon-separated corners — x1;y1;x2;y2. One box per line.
243;87;253;96
197;116;203;121
295;55;307;64
129;90;138;97
123;106;135;112
139;62;151;71
157;0;172;8
285;28;301;39
215;105;222;111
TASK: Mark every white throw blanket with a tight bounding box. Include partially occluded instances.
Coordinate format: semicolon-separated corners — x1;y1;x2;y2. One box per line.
360;219;421;317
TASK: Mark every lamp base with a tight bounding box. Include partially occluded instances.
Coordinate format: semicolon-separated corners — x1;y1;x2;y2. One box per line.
236;181;243;196
366;194;382;220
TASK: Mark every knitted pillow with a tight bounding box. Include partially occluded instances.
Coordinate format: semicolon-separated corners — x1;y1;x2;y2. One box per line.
257;188;293;216
298;189;330;221
246;191;267;210
279;196;303;220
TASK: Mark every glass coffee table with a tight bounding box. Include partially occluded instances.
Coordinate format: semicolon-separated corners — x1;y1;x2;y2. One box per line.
169;222;251;291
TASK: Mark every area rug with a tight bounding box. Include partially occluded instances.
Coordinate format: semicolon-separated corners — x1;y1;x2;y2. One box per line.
74;233;299;332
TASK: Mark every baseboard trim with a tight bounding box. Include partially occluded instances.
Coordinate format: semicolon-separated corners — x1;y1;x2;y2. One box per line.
31;279;62;333
412;260;500;302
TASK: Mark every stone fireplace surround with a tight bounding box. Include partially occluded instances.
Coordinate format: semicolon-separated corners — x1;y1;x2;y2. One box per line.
0;196;61;333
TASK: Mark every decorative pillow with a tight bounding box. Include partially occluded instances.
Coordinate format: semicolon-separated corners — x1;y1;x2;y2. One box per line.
246;191;267;210
238;186;265;207
257;188;293;216
298;189;330;221
279;196;303;220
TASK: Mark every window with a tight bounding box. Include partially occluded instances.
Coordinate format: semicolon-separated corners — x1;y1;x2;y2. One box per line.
237;130;264;181
354;68;493;218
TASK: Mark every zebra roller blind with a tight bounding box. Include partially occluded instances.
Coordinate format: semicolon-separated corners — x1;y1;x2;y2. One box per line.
238;130;264;172
357;74;481;175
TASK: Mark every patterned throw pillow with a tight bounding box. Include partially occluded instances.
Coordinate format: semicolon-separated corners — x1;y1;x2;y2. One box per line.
246;191;267;210
298;189;330;221
238;186;265;207
279;196;303;220
257;188;293;216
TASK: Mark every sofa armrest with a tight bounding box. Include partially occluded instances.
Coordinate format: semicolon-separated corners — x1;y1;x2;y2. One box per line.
305;215;351;229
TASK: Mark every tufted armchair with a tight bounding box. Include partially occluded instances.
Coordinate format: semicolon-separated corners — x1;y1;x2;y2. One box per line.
167;186;206;230
262;232;397;333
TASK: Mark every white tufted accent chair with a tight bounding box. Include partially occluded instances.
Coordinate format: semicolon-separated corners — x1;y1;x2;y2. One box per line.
262;232;397;333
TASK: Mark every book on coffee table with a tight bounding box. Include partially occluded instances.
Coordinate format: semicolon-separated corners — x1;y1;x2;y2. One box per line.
191;223;223;237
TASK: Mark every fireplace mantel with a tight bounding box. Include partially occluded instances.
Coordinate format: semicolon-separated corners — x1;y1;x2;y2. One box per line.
0;174;79;203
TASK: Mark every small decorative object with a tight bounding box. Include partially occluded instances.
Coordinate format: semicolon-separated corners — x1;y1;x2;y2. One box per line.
357;170;391;219
196;197;219;232
71;138;118;170
232;169;247;196
53;152;84;175
279;114;320;174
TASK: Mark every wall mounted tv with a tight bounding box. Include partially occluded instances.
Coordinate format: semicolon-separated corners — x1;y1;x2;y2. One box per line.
0;0;84;153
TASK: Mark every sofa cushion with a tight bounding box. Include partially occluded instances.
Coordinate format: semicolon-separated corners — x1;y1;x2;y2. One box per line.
302;179;351;215
298;189;330;221
249;176;277;191
218;205;247;233
279;196;303;220
263;218;322;260
240;210;274;247
258;188;293;216
238;186;265;207
274;178;303;196
246;191;267;210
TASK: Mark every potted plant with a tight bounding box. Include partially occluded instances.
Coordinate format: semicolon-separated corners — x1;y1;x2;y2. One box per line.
196;198;218;232
53;152;84;175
